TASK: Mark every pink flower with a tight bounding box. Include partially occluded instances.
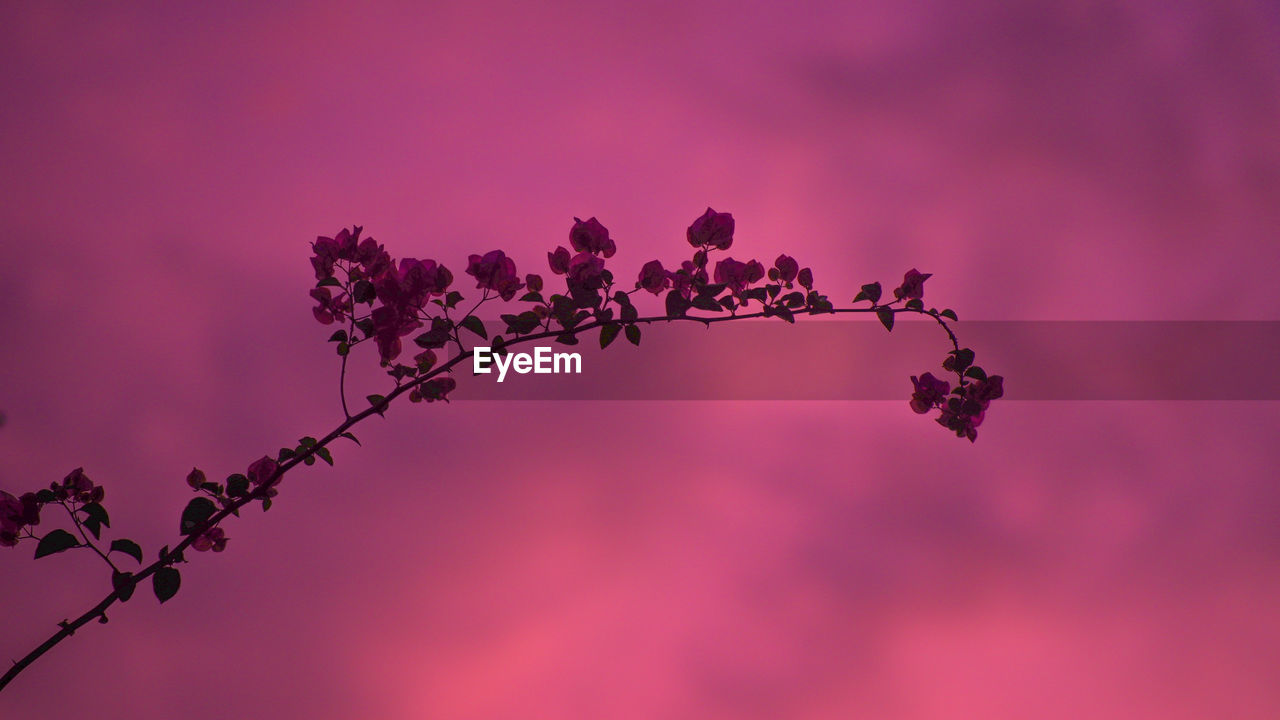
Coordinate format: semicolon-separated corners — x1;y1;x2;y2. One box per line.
547;246;571;275
773;254;798;283
569;217;616;257
192;526;227;552
909;373;950;414
310;287;351;325
1;491;42;547
526;274;543;293
893;268;932;301
370;304;423;365
713;257;765;295
687;208;735;250
566;252;606;290
1;492;25;546
310;226;364;280
638;260;669;294
375;258;452;313
466;250;524;300
247;456;279;488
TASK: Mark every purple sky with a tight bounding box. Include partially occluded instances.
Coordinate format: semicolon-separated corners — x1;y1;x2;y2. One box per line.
2;1;1278;718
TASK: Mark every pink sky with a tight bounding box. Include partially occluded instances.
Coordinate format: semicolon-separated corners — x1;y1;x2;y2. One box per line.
2;1;1278;718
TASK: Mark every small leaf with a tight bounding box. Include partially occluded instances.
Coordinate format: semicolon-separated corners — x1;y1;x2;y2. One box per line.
905;298;924;311
34;529;78;559
965;366;987;381
341;432;361;446
691;295;725;312
774;306;795;324
81;502;110;529
110;539;144;564
459;315;487;339
445;290;464;309
112;571;136;602
262;498;273;512
153;567;181;603
856;282;882;304
352;279;376;304
328;330;348;343
940;309;958;321
876;307;895;332
180;497;217;535
665;290;691;317
336;342;349;356
600;324;621;348
316;277;341;287
316;447;334;466
518;291;545;303
413;329;450;349
226;474;250;497
367;394;388;416
625;324;641;346
555;333;579;345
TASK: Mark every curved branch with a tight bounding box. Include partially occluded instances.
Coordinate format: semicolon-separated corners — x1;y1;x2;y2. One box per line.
0;303;955;693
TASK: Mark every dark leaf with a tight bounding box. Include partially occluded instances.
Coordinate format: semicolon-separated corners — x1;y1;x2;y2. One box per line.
110;539;144;564
691;295;725;312
112;571;136;602
316;447;333;466
459;315;487;340
153;567;181;603
81;502;110;529
226;474;250;497
413;329;450;349
625;324;641;346
665;291;690;317
180;497;217;535
340;432;361;446
940;308;958;321
965;366;987;381
352;279;376;304
34;529;78;559
876;307;895;332
600;324;621;348
328;330;348;343
555;333;579;345
774;306;795;323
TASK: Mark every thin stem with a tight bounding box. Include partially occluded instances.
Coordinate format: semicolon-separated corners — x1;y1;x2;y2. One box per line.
58;501;119;574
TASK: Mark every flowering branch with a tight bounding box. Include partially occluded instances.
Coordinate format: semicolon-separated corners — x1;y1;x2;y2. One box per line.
0;208;1002;693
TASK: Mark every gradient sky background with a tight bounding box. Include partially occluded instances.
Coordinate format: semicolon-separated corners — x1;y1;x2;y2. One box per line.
2;1;1278;718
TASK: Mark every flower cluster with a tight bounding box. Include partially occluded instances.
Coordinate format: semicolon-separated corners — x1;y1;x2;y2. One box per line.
910;359;1005;442
191;526;227;553
0;490;40;547
309;226;458;367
